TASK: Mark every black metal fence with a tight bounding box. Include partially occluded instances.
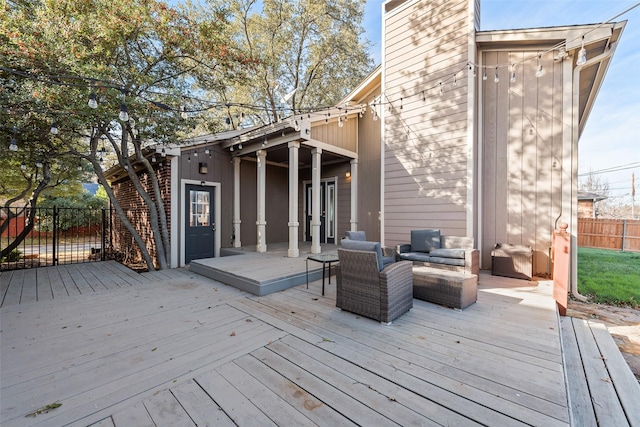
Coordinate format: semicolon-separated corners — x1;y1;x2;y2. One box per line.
0;206;111;271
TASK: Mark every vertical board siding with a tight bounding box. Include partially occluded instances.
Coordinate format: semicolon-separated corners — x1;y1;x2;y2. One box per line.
310;119;357;152
383;0;472;246
481;50;563;275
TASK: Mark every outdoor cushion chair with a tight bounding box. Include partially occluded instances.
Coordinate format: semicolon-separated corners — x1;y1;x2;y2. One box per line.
342;231;396;265
336;244;413;324
396;229;480;275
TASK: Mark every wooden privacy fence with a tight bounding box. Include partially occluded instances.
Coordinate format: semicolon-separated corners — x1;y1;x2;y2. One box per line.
578;218;640;252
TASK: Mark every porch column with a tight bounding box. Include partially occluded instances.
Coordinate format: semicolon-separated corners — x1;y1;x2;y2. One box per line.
350;159;358;232
256;149;267;252
232;157;242;248
311;147;322;254
288;142;300;257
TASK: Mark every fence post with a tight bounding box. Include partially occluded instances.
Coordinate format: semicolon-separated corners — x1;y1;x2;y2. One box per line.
622;219;627;252
101;208;107;261
52;206;58;266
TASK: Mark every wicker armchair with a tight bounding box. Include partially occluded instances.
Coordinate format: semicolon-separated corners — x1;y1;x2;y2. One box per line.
336;248;413;324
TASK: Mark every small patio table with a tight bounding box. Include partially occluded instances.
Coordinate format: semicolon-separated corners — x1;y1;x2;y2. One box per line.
306;253;339;296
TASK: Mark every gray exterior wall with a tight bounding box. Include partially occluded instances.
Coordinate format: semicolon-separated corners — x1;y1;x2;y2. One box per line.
480;50;563;276
383;0;476;246
357;108;382;242
180;145;235;250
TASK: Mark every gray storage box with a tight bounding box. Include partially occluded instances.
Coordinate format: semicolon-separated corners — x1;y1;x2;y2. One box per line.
491;243;532;280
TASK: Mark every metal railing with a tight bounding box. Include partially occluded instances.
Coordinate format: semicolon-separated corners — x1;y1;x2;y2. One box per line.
1;206;111;271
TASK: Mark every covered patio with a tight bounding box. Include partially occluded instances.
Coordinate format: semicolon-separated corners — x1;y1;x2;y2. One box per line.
1;261;638;426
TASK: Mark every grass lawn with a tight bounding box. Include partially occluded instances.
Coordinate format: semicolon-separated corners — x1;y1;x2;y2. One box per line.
578;247;640;308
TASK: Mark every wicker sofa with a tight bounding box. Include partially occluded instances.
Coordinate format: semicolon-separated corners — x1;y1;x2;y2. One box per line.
396;229;479;275
336;246;413;324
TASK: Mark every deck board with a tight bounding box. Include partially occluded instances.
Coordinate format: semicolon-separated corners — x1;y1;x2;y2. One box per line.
2;262;638;426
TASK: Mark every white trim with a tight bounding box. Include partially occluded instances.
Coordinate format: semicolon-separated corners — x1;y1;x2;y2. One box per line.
466;0;477;239
476;50;484;268
170;156;179;268
179;179;221;267
302;176;338;245
380;0;387;246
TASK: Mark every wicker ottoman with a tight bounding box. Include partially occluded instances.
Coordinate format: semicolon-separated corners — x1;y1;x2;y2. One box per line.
491;243;532;280
412;266;478;309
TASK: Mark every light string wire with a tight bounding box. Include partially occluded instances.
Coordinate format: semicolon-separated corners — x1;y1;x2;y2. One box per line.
3;1;639;144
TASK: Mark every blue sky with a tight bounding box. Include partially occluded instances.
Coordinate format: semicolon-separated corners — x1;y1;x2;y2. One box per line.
363;0;640;201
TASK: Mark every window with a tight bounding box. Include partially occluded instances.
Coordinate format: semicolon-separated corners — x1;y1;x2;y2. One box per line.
189;190;210;227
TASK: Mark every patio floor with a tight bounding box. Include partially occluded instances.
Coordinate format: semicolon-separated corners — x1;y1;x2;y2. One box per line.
1;261;638;426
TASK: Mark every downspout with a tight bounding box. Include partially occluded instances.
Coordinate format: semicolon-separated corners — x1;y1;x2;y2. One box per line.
568;43;615;302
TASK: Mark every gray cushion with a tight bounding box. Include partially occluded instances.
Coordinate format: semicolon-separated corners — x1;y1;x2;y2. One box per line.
429;248;465;259
411;229;441;253
429;257;465;267
382;255;395;266
341;239;384;271
398;252;431;263
345;231;366;241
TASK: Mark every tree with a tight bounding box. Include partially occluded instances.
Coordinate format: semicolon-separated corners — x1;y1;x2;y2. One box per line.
579;172;626;218
200;0;374;126
1;0;249;269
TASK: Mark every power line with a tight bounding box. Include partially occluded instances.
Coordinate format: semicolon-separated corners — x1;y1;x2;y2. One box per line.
578;162;640;176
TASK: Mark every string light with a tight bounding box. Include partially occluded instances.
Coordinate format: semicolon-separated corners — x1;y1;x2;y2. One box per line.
494;66;499;83
20;162;26;170
88;91;98;109
35;160;43;168
577;36;587;65
119;102;129;122
50;121;59;135
535;55;543;78
8;127;18;151
510;64;517;83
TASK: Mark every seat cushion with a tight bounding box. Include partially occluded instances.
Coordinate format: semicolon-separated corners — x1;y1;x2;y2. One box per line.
382;255;395;266
345;231;367;241
398;252;431;263
429;257;465;267
429;248;465;259
410;229;441;253
340;239;384;271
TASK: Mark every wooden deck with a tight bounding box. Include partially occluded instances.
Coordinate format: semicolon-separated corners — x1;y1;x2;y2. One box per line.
0;262;637;426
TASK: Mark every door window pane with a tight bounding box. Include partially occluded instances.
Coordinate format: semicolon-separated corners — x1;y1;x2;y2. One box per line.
327;183;335;238
190;190;210;227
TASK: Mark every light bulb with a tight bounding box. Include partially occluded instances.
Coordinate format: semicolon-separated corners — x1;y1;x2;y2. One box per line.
483;71;487;81
294;120;300;131
577;46;587;65
50;122;58;135
372;111;378;121
88;92;98;109
536;65;543;78
161;148;166;157
119;103;129;122
20;162;26;170
77;162;82;171
230;145;234;152
194;151;198;157
494;73;499;83
510;72;516;83
151;156;156;163
338;117;343;127
9;138;18;151
36;160;43;168
238;143;243;150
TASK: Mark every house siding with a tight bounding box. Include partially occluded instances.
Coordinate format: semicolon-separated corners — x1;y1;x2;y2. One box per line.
383;0;475;246
480;49;563;275
310;118;357;152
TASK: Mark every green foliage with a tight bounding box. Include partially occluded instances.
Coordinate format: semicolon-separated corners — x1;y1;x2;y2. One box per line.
577;247;640;308
200;0;374;127
1;249;22;262
36;191;108;231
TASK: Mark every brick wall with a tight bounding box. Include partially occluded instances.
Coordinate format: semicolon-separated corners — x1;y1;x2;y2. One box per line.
110;159;171;267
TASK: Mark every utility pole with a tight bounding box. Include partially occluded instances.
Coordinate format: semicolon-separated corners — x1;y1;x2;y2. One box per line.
632;172;635;219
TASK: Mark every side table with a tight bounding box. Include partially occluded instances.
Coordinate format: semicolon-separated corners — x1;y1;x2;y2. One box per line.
306;253;339;296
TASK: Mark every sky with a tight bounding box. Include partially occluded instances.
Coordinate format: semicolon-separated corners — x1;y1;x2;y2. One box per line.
363;0;640;202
